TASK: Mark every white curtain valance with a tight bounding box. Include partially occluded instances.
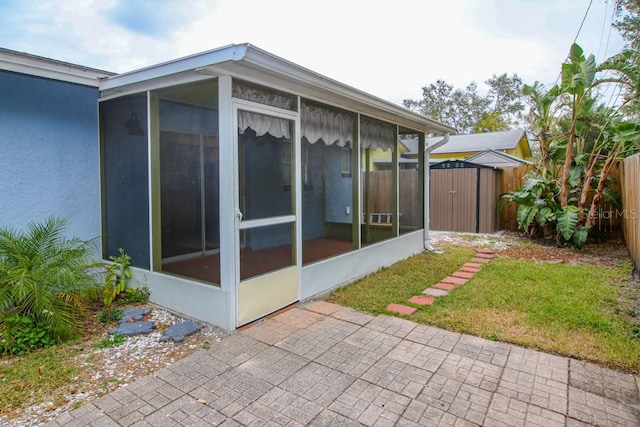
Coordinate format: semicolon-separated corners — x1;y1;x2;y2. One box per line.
301;104;353;147
238;111;291;139
361;117;396;152
232;83;293;110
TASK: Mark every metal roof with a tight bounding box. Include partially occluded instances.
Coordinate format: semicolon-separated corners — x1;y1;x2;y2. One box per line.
99;43;456;135
466;149;531;167
426;129;527;154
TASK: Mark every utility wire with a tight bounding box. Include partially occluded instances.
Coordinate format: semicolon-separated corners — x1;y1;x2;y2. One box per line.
574;0;595;44
553;0;596;87
597;0;610;58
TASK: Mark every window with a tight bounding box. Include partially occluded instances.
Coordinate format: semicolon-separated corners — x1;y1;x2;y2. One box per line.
282;142;312;190
341;147;352;176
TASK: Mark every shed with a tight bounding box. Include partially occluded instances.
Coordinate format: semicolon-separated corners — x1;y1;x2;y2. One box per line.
429;160;501;233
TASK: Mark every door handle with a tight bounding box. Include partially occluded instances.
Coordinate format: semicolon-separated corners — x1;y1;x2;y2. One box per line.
235;209;243;222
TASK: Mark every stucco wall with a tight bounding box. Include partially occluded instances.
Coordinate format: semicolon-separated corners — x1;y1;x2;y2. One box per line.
0;70;101;243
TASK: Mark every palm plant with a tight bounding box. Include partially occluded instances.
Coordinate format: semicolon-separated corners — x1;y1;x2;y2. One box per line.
0;217;101;345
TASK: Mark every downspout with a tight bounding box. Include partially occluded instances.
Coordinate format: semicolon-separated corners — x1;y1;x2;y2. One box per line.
424;133;450;251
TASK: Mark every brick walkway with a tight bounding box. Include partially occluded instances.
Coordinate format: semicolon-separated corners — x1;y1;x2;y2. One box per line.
46;301;640;426
388;248;495;316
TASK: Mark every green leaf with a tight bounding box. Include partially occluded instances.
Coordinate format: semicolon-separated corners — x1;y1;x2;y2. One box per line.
572;226;590;249
569;43;584;62
557;206;580;241
537;207;556;226
517;204;538;231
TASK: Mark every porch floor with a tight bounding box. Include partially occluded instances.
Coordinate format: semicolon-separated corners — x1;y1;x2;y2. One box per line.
162;237;353;283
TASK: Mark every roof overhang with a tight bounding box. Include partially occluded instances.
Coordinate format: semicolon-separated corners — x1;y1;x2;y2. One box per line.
99;43;456;135
0;47;114;87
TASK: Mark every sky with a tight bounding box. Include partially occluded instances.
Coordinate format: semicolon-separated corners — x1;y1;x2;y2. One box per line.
0;0;626;105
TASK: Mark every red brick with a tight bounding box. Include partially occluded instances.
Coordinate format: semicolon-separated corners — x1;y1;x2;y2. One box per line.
475;248;495;254
441;276;468;285
423;288;449;297
433;283;455;291
470;257;491;264
452;271;474;279
460;266;480;273
386;303;417;315
463;262;483;268
475;252;496;259
409;295;434;305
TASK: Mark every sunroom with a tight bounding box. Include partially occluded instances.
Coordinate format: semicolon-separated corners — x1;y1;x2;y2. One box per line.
99;44;454;330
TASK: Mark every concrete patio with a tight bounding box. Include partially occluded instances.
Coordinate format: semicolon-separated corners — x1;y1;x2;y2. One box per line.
46;301;640;426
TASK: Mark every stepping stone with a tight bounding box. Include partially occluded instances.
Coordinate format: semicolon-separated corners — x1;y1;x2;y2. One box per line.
463;262;483;268
452;271;474;279
475;252;495;259
433;283;455;291
460;266;480;273
160;320;202;343
441;276;468;285
109;321;155;337
476;248;495;254
409;295;434;305
423;288;449;297
386;303;417;315
470;257;491;264
120;307;152;323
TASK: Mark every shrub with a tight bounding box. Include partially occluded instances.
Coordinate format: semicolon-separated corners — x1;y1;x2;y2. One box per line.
103;248;132;307
0;217;101;347
0;314;53;356
122;286;150;304
96;308;123;325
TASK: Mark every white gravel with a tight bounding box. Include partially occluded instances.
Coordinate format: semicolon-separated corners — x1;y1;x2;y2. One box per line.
4;306;225;427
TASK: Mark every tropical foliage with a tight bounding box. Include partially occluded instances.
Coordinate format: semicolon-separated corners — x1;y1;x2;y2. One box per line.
502;42;640;247
0;217;101;355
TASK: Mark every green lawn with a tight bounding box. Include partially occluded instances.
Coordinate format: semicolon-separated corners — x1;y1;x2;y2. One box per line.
327;245;640;372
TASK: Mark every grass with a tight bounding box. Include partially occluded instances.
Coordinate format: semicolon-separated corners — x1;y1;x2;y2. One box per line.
328;245;640;372
0;345;84;417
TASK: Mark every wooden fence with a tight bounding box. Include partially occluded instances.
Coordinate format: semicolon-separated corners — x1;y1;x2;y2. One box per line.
367;170;421;227
498;165;623;233
621;154;640;272
499;165;535;231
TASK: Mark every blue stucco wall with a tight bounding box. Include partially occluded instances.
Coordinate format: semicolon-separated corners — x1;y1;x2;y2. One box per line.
0;70;101;243
325;145;353;224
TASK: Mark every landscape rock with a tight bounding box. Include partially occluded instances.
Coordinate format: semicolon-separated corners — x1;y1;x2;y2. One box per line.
160;320;202;343
109;321;156;336
120;307;152;323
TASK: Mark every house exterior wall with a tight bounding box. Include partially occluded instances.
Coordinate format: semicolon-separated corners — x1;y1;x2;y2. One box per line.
0;70;101;242
431;151;478;160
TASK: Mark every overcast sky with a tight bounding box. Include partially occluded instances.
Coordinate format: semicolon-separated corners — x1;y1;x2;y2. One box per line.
0;0;625;105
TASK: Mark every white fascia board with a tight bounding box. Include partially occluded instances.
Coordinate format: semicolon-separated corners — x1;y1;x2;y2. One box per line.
98;42;455;135
0;50;112;87
241;46;457;135
99;44;248;92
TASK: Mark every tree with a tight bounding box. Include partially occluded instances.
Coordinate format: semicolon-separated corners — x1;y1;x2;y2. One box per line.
613;0;640;117
615;0;640;50
403;74;524;134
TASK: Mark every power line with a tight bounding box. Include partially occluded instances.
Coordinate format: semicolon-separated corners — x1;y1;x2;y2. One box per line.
553;0;596;87
574;0;594;44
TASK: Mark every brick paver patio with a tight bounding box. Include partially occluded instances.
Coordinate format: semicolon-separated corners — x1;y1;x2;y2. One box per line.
46;301;640;426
